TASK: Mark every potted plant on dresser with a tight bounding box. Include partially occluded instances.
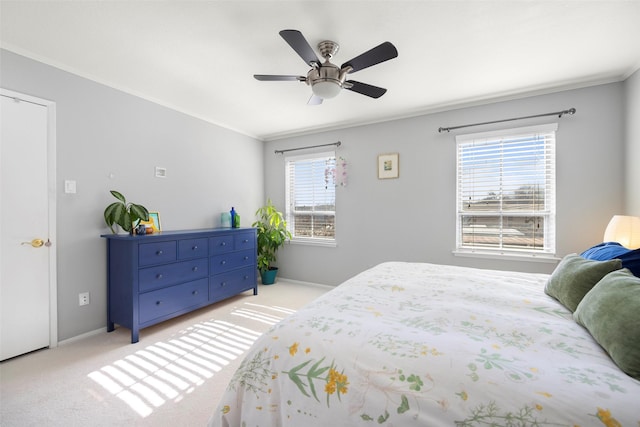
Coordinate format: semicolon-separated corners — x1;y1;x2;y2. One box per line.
103;190;149;234
253;199;292;285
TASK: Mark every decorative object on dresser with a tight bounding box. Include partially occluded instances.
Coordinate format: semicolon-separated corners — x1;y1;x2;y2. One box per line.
101;228;257;343
103;190;149;234
139;211;161;233
253;199;291;285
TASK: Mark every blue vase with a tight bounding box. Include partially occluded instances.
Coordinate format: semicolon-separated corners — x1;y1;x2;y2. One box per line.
230;207;236;228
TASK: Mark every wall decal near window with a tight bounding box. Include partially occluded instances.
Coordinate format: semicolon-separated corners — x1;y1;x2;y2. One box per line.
324;158;336;189
378;153;399;179
337;157;348;187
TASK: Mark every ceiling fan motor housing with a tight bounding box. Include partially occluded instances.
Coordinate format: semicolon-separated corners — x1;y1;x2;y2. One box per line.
306;40;350;99
307;40;353;99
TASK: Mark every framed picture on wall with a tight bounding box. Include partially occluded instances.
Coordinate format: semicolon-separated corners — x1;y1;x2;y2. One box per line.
378;153;399;179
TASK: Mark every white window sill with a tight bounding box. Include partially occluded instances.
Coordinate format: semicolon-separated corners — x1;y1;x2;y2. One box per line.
290;237;337;248
453;249;560;263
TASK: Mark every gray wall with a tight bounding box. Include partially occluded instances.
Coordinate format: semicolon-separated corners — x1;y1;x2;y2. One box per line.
1;50;264;341
624;69;640;215
264;83;628;286
2;47;636;341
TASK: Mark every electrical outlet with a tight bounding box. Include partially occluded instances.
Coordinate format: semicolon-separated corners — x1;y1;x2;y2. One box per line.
79;292;90;306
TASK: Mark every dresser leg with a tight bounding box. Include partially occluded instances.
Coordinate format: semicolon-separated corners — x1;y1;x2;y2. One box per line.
107;321;115;333
131;329;139;344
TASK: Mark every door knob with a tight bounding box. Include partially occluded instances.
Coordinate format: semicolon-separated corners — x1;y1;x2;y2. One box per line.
21;238;45;248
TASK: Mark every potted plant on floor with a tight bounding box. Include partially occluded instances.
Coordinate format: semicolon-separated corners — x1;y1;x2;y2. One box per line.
253;199;292;285
103;190;150;234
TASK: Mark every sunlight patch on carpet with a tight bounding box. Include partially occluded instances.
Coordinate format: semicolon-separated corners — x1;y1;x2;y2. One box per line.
87;302;292;418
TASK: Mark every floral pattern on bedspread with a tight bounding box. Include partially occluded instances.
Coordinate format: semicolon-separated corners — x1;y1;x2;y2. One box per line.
209;262;640;426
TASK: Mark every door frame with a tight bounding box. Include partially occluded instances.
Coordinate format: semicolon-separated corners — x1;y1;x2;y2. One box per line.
1;88;58;349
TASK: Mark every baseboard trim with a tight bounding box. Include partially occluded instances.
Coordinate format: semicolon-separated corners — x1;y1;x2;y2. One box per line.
58;327;106;346
278;277;334;290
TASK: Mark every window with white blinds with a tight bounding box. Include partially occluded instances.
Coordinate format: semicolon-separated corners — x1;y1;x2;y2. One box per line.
285;151;336;244
455;124;557;256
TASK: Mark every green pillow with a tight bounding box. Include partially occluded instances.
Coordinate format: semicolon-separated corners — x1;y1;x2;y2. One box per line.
574;269;640;380
544;254;621;312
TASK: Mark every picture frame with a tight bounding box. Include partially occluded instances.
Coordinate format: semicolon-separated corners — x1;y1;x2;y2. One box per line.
378;153;399;179
141;211;161;232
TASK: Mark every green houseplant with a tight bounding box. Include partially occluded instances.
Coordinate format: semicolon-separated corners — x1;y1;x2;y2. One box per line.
252;199;292;285
104;190;149;234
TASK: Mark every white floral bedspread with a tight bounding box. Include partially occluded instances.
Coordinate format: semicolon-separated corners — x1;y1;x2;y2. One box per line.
209;262;640;426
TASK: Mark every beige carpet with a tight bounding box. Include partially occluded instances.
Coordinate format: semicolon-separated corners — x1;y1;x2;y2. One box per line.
0;280;330;427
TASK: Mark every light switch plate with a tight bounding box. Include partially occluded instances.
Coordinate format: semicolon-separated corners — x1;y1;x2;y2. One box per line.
155;167;167;178
64;180;77;194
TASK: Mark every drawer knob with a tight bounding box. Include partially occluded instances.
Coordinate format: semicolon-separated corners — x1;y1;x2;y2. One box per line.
156;250;163;255
156;274;163;279
244;275;249;279
244;256;249;260
221;242;226;246
192;290;198;295
243;239;248;243
192;245;198;250
156;300;162;305
192;266;198;272
221;260;226;265
221;282;226;287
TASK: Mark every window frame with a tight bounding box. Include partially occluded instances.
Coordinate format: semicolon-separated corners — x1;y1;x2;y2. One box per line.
454;123;557;260
285;150;337;247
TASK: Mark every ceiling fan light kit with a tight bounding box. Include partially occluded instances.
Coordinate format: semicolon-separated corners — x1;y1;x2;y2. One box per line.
255;30;398;104
311;79;343;99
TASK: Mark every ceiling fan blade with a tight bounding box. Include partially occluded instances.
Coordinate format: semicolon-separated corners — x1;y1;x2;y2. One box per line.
254;74;304;81
345;80;387;99
341;42;398;73
307;94;323;105
279;29;321;67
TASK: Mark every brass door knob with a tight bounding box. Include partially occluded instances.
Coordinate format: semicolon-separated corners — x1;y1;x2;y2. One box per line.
21;238;47;248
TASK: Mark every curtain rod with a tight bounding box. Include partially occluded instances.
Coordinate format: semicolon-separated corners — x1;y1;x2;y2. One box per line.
275;141;341;154
438;108;576;133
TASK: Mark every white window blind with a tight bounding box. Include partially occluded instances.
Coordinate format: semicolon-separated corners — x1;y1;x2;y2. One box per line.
455;124;557;256
285;151;336;243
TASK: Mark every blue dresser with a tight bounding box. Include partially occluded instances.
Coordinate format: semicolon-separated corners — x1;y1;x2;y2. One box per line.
102;228;257;343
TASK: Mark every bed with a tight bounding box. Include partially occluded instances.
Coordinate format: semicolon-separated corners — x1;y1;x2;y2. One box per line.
208;260;640;426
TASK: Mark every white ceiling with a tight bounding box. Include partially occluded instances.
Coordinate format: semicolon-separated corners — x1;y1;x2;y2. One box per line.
2;1;640;141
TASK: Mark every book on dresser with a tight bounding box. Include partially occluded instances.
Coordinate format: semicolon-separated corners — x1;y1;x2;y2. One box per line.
101;227;257;343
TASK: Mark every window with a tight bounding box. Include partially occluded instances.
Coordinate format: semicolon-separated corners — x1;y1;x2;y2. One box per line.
285;151;336;244
455;124;557;257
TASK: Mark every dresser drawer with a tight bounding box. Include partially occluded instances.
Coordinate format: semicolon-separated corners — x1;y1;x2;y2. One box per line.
139;258;208;293
139;241;177;266
234;232;255;251
210;267;256;301
139;278;208;324
178;238;208;260
210;235;234;254
210;249;255;274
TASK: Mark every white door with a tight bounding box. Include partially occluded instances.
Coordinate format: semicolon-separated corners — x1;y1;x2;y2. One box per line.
0;90;57;361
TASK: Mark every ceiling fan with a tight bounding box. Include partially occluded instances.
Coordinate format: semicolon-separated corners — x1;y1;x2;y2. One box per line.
254;29;398;105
